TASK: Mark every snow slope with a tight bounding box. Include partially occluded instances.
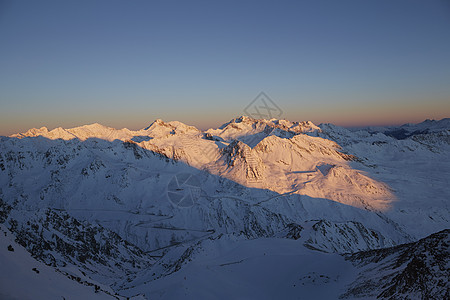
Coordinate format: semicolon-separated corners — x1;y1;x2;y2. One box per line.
121;229;450;300
317;119;450;238
121;236;357;300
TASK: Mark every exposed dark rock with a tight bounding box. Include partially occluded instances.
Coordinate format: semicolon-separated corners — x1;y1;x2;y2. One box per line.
342;229;450;299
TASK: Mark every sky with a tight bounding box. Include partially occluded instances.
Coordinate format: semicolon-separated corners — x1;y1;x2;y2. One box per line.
0;0;449;135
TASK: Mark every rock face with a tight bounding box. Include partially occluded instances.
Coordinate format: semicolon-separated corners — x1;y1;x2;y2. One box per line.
221;140;265;183
304;220;396;253
343;229;450;299
0;199;153;288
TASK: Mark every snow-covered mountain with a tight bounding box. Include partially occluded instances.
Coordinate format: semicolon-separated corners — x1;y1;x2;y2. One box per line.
362;118;450;140
0;116;448;299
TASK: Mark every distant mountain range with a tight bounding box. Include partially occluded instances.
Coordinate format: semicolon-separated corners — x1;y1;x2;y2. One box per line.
1;116;449;299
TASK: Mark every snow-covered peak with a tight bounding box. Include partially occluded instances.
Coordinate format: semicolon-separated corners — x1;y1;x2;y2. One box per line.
143;119;199;136
8;117;322;145
346;118;450;141
398;117;450;134
143;119;170;131
219;116;319;132
11;126;49;138
11;123;134;141
231;115;254;124
11;120;199;142
208;116;321;147
270;119;321;134
67;123;125;139
11;126;76;140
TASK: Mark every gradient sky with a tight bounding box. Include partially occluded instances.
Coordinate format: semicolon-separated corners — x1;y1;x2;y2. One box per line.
1;0;450;135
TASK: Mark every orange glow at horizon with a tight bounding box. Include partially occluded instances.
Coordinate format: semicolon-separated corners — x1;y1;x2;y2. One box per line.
1;98;449;136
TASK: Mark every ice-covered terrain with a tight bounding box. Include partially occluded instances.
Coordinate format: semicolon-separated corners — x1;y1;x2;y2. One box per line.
0;116;448;299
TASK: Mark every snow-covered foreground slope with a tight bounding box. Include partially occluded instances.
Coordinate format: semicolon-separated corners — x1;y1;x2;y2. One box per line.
0;116;448;299
123;237;357;300
0;224;119;300
121;229;449;300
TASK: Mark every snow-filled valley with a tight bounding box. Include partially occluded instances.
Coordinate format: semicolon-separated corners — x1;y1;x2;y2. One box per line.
0;116;449;299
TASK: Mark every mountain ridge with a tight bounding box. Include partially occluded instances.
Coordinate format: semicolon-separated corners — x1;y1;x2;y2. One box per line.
9;116;450;142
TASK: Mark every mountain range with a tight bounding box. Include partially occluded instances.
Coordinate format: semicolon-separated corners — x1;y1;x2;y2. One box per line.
1;116;449;299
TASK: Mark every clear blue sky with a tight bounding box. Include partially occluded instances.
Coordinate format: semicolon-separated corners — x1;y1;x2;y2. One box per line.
1;0;449;134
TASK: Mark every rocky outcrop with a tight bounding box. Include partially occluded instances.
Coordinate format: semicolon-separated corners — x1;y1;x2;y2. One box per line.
221;140;265;182
342;229;450;299
0;199;153;288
